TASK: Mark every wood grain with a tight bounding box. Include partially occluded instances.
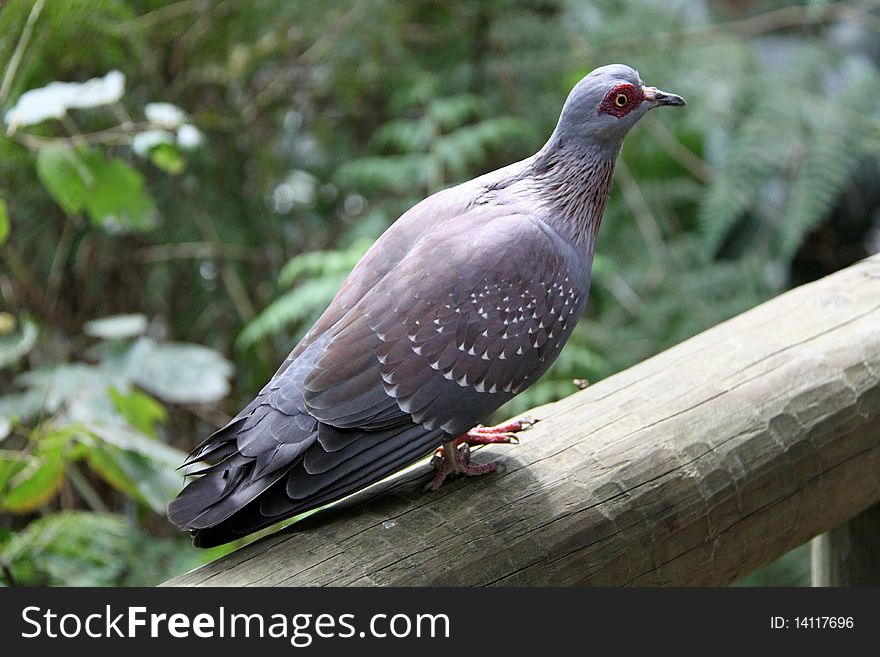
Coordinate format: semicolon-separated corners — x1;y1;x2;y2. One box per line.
163;254;880;587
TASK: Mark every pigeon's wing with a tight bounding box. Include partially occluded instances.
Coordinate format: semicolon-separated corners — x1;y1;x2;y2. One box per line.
169;211;587;547
303;211;588;437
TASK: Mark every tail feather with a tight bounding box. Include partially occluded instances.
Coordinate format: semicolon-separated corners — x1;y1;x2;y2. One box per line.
187;428;442;548
167;403;445;547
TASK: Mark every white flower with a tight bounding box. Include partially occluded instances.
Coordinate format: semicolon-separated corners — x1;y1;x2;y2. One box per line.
68;70;125;109
176;124;203;149
145;102;186;128
132;129;174;156
4;70;126;132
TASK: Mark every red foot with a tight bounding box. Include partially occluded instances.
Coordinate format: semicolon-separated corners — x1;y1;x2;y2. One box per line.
460;416;535;446
424;444;496;492
424;416;534;491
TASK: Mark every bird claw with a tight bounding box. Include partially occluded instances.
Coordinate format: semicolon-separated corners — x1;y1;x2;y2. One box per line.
424;417;534;491
463;431;520;445
424;443;498;492
460;416;535;446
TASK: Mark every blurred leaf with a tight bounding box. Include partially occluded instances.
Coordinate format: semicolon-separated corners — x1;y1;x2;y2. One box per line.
79;150;158;232
149;143;186;174
84;313;148;340
237;275;346;350
0;451;65;513
83;443;137;497
238;237;372;350
86;422;184;470
427;94;483;129
128;338;233;404
36;145;89;215
16;363;110;415
85;443;180;513
0;389;45;425
108;386;166;438
0;512;135;586
79;422;186;513
0;315;38;368
336;153;431;194
374;118;434;152
0;450;27;492
36;146;157;232
0;197;9;244
278;237;371;287
0;510;210;586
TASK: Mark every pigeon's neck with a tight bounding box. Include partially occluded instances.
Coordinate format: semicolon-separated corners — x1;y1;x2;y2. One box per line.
527;137;619;252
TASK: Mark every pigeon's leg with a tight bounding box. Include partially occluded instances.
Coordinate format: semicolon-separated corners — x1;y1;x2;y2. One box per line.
424;417;534;491
425;443;496;492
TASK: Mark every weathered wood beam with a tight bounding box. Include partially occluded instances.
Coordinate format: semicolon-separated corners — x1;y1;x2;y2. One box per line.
164;254;880;587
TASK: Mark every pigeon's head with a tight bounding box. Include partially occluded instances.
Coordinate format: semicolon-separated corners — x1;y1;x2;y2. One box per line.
555;64;685;148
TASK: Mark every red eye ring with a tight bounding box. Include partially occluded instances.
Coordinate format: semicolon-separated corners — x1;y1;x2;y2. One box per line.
599;83;644;118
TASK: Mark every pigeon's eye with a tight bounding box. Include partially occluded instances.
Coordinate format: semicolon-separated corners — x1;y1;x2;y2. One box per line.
599;83;643;117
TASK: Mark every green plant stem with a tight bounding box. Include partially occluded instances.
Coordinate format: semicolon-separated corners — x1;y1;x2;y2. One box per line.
645;116;714;183
67;465;109;512
1;244;54;322
0;0;46;106
46;219;75;315
134;241;260;264
13;122;154;151
123;0;208;32
193;215;256;321
0;561;16;587
616;158;665;258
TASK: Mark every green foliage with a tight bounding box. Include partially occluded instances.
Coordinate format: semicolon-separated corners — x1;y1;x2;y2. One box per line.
149;143;186;175
699;58;880;263
238;238;373;350
129;339;234;404
108;386;167;438
0;430;68;514
0;315;235;584
735;544;812;587
337;93;531;195
1;512;139;586
0;511;213;587
0;314;37;369
0;313;234;513
0;197;8;245
37;145;158;232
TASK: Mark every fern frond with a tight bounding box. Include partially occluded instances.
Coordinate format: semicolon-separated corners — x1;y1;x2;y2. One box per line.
279;237;371;287
237;275;347;350
335;154;431;193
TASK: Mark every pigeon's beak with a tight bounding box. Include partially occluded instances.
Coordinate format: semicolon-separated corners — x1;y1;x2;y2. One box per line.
642;86;687;107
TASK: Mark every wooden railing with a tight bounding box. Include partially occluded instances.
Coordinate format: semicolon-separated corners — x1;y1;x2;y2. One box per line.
163;254;880;587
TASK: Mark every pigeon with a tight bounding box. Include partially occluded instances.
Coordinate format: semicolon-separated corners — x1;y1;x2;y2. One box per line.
168;64;685;547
